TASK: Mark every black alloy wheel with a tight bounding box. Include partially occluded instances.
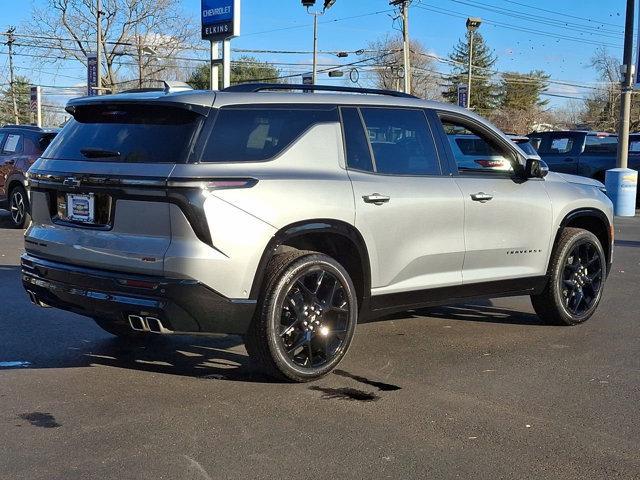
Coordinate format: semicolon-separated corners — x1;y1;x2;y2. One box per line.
9;185;29;229
560;241;604;317
245;251;358;382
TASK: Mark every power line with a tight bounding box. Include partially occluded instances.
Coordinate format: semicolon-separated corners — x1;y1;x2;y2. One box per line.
501;0;625;29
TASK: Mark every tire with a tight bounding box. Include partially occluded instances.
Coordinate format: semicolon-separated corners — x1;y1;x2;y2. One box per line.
8;185;30;229
531;228;607;326
93;317;149;340
245;250;358;382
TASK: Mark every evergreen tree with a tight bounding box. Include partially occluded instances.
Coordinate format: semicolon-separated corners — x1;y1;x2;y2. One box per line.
187;56;283;90
499;70;549;111
0;76;32;125
444;31;499;113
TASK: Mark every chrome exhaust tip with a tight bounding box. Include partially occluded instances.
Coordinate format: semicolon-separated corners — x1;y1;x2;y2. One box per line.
27;290;51;308
128;315;147;332
127;314;172;334
146;317;173;334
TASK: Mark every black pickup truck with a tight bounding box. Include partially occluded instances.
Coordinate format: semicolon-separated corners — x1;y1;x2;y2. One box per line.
528;130;640;183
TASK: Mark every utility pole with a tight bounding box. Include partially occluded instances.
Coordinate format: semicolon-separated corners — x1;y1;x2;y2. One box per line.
390;0;411;94
6;27;19;124
616;0;635;170
312;12;319;84
465;17;482;110
96;0;102;95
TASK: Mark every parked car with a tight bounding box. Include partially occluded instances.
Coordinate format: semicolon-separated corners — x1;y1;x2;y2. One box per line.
527;130;640;182
447;133;539;171
0;125;59;228
22;83;613;382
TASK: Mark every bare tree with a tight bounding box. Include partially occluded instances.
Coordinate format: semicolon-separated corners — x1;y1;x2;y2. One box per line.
23;0;197;92
366;35;441;100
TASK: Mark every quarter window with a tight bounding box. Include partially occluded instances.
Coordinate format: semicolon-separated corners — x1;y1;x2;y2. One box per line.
202;106;338;163
359;108;441;175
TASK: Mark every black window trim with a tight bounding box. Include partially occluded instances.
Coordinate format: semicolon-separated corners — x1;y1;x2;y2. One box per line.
434;110;525;179
342;105;445;178
338;106;374;173
194;103;340;164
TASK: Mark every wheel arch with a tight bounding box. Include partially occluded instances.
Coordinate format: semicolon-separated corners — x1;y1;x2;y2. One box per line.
249;219;372;313
555;208;612;268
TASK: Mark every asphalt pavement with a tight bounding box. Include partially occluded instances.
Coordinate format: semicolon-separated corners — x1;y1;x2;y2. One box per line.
1;210;639;480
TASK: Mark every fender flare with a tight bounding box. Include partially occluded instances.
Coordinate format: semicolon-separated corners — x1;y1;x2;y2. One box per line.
249;219;372;306
556;207;613;266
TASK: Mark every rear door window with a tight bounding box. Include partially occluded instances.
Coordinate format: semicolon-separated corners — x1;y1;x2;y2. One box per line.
201;106;338;163
42;104;204;163
359;107;441;175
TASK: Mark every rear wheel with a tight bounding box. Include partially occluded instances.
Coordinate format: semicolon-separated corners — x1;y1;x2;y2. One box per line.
9;185;30;229
245;251;358;382
531;228;606;325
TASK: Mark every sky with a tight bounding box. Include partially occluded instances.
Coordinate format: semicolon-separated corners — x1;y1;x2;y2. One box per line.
0;0;631;110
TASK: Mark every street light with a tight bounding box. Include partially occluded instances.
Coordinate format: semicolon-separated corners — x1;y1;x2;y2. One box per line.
301;0;337;84
466;17;481;110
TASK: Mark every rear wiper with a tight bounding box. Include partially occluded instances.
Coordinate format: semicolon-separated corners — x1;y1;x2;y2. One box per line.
80;148;121;158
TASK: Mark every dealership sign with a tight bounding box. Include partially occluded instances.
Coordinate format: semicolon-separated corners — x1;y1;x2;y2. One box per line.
87;53;98;96
457;84;468;108
201;0;241;41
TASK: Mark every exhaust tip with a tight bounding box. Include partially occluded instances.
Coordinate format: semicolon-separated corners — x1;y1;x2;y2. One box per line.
146;317;172;334
128;315;146;332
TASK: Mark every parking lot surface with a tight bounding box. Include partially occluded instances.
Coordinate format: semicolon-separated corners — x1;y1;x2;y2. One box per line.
1;211;639;480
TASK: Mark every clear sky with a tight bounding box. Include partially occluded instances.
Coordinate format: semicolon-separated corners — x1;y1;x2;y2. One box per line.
0;0;630;108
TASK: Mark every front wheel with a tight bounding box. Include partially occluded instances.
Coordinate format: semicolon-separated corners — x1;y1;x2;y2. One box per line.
531;228;606;325
245;251;358;382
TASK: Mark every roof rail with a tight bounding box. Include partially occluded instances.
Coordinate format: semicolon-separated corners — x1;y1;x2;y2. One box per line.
223;83;417;98
1;124;43;131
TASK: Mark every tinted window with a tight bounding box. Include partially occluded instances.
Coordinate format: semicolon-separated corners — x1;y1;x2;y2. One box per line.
513;139;538;156
202;106;338;163
360;108;440;175
3;134;23;154
43;105;203;163
534;134;575;155
442;122;514;173
0;133;6;153
340;107;373;172
584;135;617;154
630;137;640;153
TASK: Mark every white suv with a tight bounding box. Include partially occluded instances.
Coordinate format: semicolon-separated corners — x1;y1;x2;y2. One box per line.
22;83;614;381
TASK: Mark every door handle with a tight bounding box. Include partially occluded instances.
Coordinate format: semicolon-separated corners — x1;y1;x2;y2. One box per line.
363;193;390;205
470;192;493;203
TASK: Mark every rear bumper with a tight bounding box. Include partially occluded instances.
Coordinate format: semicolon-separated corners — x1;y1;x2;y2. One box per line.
21;254;255;335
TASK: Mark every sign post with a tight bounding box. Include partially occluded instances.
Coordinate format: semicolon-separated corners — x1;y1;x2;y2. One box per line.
29;86;41;127
87;53;99;96
457;84;468;109
201;0;241;90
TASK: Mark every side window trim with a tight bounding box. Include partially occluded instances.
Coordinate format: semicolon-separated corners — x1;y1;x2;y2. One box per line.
357;106;444;177
338;106;376;173
357;107;378;172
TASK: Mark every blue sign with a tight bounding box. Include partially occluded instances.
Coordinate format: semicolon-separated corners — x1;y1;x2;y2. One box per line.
87;54;98;96
201;0;240;40
457;84;468;108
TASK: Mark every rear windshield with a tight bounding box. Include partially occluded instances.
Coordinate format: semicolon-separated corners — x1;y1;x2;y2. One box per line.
43;104;203;163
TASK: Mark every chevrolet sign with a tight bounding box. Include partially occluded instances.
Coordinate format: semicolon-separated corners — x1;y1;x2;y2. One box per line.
201;0;241;41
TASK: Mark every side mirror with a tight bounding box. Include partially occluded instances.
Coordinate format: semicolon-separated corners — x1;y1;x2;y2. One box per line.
524;157;549;179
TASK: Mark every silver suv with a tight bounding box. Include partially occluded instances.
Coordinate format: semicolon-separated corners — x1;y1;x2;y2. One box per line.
22;83;614;382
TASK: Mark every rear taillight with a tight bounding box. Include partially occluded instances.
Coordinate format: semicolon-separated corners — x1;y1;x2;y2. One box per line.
167;178;257;190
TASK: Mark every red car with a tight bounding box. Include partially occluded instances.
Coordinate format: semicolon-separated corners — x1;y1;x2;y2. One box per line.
0;125;59;228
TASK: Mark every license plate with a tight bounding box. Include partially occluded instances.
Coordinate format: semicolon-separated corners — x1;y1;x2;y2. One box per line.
67;193;95;223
